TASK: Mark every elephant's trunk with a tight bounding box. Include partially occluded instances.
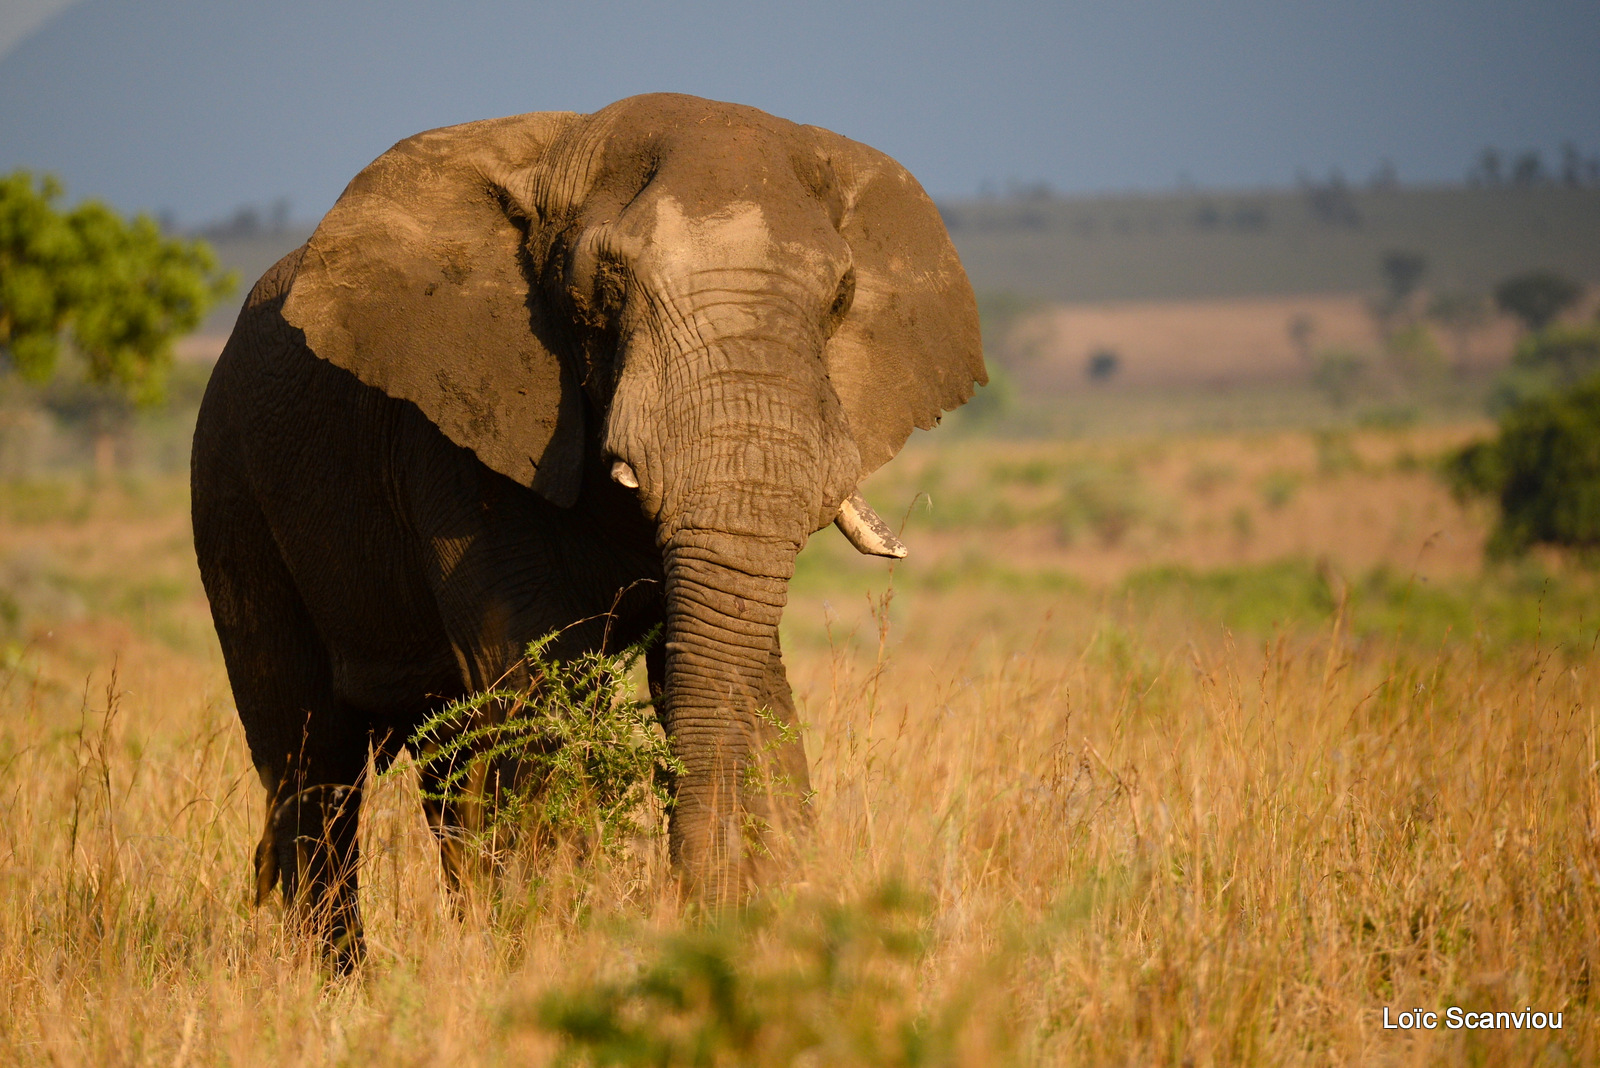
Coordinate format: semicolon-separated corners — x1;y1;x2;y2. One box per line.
660;527;795;904
606;305;857;901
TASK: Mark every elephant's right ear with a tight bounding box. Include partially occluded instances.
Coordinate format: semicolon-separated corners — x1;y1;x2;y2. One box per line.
282;112;586;506
804;127;987;481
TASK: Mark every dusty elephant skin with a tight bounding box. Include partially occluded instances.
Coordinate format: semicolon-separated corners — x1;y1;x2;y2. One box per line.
190;92;985;965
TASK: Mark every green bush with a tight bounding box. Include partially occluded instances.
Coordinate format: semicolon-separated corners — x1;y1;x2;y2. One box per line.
529;882;994;1067
1383;322;1445;385
1487;323;1600;413
406;629;677;861
1449;370;1600;555
1051;462;1162;547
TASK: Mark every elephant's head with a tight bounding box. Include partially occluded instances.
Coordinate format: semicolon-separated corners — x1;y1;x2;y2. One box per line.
281;93;984;900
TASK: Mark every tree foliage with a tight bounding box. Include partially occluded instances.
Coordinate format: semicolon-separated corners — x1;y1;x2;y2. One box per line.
0;171;233;405
1487;323;1600;413
1493;270;1581;334
1379;249;1427;305
1450;367;1600;556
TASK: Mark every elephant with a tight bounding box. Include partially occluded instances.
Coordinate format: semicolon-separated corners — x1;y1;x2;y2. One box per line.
190;92;984;963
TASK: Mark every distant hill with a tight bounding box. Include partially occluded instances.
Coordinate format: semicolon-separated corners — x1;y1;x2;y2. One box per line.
941;185;1600;303
194;184;1600;336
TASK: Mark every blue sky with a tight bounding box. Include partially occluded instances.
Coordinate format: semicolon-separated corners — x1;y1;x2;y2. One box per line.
1;0;1596;223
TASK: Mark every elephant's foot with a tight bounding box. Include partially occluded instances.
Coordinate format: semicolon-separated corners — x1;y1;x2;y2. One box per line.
261;783;366;970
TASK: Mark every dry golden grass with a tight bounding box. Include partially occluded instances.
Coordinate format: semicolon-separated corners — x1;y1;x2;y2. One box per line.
862;424;1493;583
0;425;1596;1065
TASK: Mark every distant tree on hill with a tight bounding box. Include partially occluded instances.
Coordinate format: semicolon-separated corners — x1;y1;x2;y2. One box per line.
1372;250;1428;337
1468;147;1503;187
1494;270;1581;333
1287;313;1316;362
0;170;234;406
1561;143;1586;187
1302;170;1361;228
198;197;295;241
1086;348;1121;383
1380;251;1427;305
1426;291;1491;369
1469;144;1599;189
1510;151;1548;187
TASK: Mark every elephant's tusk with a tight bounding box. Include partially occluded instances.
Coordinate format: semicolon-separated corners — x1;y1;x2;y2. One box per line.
611;460;639;489
834;493;908;559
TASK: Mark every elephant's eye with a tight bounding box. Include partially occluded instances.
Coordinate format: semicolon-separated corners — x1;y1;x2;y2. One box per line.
593;261;627;315
825;269;856;335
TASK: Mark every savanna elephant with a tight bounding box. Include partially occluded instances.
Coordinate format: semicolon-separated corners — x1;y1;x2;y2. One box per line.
191;92;984;963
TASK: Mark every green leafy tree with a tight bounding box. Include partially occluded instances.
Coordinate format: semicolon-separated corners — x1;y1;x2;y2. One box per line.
0;171;233;406
1449;369;1600;556
1493;270;1580;334
1486;323;1600;413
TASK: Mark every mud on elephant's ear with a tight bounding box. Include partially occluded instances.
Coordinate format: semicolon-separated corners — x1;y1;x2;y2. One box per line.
281;111;588;507
806;127;988;480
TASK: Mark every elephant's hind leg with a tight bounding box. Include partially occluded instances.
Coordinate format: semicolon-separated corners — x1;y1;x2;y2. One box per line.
193;474;371;968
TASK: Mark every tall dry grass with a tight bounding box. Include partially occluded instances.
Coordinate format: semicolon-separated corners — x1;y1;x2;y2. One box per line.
0;429;1596;1065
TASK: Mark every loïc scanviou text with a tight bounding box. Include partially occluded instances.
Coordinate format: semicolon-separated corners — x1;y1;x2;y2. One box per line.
1383;1007;1562;1030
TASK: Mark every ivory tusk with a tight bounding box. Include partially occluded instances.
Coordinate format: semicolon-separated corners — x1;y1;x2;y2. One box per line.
611;460;639;489
834;493;908;559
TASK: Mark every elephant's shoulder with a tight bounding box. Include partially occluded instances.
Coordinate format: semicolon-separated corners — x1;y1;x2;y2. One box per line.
245;244;309;311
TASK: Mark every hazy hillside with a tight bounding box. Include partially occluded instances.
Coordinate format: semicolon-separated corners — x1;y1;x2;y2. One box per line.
942;184;1600;302
194;184;1600;336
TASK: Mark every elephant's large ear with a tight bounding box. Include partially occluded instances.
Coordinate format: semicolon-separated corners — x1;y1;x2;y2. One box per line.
806;128;986;478
282;112;586;506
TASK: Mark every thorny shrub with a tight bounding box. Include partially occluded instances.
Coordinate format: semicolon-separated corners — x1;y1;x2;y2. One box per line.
527;881;1001;1068
403;629;680;864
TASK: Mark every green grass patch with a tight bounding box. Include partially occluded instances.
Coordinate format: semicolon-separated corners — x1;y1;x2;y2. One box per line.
1121;559;1600;651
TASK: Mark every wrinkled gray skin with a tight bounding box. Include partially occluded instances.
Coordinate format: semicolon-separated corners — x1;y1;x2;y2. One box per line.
191;93;984;964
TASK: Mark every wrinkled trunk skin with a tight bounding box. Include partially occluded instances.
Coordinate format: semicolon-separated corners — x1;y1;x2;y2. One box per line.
661;528;797;903
642;356;839;904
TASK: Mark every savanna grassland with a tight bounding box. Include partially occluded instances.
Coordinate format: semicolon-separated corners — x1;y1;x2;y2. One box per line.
0;412;1597;1066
